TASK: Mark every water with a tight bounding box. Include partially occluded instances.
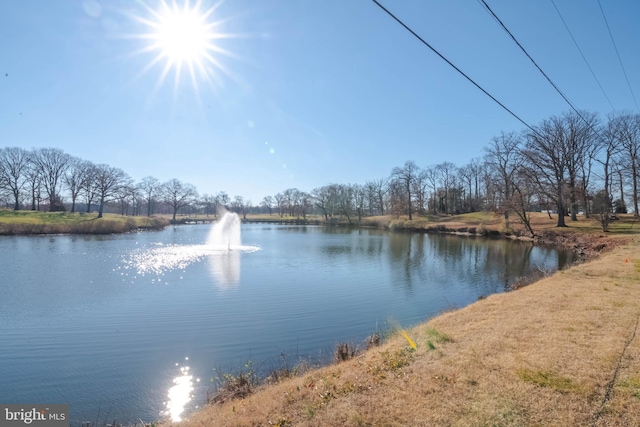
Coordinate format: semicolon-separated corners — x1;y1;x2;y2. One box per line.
0;222;575;424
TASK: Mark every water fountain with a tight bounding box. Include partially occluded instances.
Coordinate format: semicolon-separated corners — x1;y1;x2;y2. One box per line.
127;209;258;289
206;209;241;250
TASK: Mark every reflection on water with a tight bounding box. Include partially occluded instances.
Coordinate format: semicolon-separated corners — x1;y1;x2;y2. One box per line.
207;250;241;290
162;360;199;422
125;243;258;289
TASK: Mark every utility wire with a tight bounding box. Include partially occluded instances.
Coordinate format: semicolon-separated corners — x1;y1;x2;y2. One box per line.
478;0;583;116
370;0;538;136
550;0;615;111
597;0;639;112
478;0;605;142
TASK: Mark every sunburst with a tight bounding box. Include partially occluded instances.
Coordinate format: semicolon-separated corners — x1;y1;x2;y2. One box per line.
129;0;239;96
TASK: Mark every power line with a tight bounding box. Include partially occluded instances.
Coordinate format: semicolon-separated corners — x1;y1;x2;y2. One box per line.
478;0;583;116
477;0;606;142
597;0;639;112
550;0;615;111
370;0;538;135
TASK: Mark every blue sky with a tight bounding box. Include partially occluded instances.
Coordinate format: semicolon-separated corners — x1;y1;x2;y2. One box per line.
1;0;639;203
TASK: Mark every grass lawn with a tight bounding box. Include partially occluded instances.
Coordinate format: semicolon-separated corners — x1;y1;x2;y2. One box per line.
0;209;169;234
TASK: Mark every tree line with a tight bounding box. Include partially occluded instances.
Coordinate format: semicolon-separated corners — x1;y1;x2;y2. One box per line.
1;111;638;232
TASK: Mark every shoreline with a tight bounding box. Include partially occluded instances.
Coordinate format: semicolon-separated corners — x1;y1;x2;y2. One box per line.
0;210;631;261
170;234;639;426
0;210;170;235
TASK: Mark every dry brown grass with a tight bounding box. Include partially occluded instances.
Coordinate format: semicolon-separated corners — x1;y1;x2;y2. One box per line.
168;236;640;427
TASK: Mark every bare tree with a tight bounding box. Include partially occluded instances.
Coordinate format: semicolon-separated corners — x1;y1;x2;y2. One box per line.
337;184;354;224
162;179;198;221
352;184;366;222
230;195;244;215
24;156;43;211
364;178;387;216
592;115;622;228
507;167;536;237
423;166;439;214
484;132;521;229
94;164;128;218
201;193;217;217
215;191;230;215
138;176;161;217
391;161;420;220
312;185;339;220
274;192;285;217
0;147;30;210
523;116;570;227
64;158;94;213
615;113;640;217
260;196;274;215
82;164;99;213
115;177;136;216
562;111;599;221
32;147;71;211
230;196;251;219
436;162;456;215
413;170;431;215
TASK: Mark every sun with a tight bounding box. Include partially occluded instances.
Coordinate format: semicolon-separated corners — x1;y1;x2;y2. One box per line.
130;0;238;95
155;4;210;64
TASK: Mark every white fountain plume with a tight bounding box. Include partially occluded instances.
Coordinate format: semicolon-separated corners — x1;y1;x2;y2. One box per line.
206;208;241;250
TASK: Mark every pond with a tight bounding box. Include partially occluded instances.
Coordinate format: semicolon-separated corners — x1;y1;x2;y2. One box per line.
0;221;576;424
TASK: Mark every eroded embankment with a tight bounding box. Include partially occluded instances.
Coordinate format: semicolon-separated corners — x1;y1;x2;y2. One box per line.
169;237;640;427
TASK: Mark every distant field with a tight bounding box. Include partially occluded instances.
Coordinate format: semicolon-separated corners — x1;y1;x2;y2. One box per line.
0;210;169;234
363;211;640;236
2;209;638;237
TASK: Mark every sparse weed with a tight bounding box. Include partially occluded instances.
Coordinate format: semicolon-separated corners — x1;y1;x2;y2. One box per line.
334;342;358;363
425;327;453;344
209;360;259;404
618;376;640;399
517;369;581;393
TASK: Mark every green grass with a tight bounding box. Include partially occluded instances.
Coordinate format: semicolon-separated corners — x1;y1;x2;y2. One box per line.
516;369;582;393
618;376;640;400
0;209;168;234
0;209;97;224
425;327;454;344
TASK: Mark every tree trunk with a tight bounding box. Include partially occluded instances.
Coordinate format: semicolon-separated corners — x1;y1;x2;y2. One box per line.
406;182;412;220
98;197;105;218
556;182;566;227
632;162;639;217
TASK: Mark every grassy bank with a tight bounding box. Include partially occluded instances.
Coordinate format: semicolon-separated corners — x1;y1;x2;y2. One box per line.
167;215;640;426
0;210;169;235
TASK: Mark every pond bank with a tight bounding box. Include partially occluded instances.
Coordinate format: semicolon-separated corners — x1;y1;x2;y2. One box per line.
169;236;640;426
0;210;169;235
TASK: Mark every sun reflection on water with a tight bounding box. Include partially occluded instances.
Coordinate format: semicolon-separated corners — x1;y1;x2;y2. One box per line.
162;362;200;422
123;243;259;289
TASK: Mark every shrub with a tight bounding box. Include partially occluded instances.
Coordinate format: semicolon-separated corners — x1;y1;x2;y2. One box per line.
209;361;259;404
389;220;405;231
334;342;358;363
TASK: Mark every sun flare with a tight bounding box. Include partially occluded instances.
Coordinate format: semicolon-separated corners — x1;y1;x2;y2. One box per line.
155;5;210;64
130;0;239;95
